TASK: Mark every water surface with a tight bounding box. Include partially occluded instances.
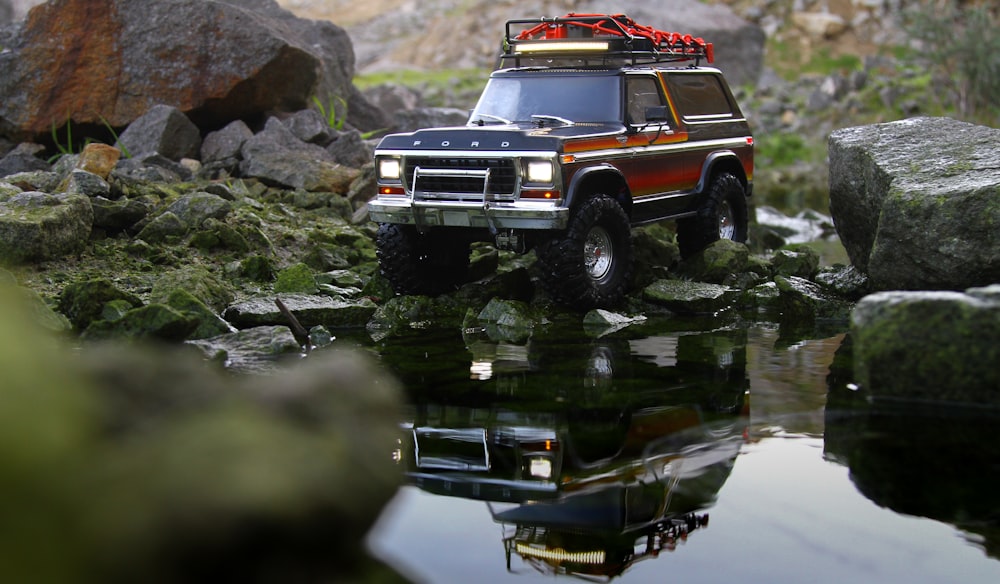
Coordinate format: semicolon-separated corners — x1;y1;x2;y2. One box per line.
364;316;1000;583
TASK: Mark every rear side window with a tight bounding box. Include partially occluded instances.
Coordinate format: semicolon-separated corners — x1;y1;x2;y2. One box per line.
664;73;734;121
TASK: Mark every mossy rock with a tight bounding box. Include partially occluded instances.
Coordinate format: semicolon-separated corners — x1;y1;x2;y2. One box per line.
150;266;235;312
274;263;318;294
165;289;232;340
58;278;143;331
240;255;276;282
82;304;198;342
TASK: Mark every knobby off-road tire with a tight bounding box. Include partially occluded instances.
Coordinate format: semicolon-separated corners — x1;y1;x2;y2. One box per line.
676;172;749;259
375;224;470;295
535;194;633;309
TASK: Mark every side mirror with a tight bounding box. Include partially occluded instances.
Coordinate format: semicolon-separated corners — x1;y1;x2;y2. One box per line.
644;105;670;124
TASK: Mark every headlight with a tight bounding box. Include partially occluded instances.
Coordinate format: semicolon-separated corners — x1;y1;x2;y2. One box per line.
525;160;554;184
528;457;552;479
378;157;401;180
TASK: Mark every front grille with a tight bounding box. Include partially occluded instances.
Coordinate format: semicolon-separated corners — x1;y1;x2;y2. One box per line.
405;157;517;199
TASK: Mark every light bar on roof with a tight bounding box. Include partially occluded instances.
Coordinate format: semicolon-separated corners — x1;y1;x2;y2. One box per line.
514;41;610;53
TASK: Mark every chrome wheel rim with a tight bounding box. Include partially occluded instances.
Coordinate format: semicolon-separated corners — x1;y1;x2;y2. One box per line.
719;200;736;240
584;226;614;281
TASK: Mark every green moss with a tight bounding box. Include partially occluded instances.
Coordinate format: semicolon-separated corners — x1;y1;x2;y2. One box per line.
274;263;318;294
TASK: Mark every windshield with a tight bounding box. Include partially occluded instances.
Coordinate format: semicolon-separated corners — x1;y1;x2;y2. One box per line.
469;74;622;125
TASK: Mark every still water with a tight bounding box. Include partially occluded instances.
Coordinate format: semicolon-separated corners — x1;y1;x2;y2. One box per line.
363;315;1000;583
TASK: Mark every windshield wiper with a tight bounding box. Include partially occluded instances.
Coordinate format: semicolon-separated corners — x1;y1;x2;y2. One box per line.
531;114;574;127
471;113;512;125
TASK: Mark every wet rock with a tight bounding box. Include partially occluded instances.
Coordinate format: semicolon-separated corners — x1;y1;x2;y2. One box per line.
743;280;782;315
642;280;740;314
774;275;854;321
680;238;750;284
187;325;303;371
0;192;93;263
476;297;541;329
366;295;468;340
631;225;680;288
116;104;202;161
771;245;820;279
815;264;870;301
582;309;647;337
224;294;378;329
829;117;1000;291
852;286;1000;405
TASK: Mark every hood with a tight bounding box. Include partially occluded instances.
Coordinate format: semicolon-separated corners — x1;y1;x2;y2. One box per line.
376;123;625;152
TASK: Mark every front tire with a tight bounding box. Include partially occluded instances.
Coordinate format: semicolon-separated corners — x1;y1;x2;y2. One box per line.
375;224;470;295
535;194;633;309
677;172;748;258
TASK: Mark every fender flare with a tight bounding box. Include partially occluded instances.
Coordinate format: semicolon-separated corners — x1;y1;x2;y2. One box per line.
695;150;748;194
564;163;631;216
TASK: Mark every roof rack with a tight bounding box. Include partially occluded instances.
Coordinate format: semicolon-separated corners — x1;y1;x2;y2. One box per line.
499;13;714;69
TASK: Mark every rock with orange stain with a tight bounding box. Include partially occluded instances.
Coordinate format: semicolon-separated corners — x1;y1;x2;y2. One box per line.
76;143;121;179
0;0;387;142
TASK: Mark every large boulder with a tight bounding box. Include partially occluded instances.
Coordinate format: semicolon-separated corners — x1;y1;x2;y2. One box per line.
829;117;1000;291
0;0;389;143
851;285;1000;405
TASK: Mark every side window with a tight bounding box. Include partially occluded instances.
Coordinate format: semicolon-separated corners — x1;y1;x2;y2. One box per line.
626;76;669;126
665;73;734;121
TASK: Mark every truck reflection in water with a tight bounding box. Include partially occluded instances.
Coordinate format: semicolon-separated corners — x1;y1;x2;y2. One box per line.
383;325;750;579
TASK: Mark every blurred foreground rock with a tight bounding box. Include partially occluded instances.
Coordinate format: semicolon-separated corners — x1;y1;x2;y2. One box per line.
0;284;408;583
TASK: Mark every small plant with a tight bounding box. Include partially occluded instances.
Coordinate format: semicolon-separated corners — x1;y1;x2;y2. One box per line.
312;94;348;130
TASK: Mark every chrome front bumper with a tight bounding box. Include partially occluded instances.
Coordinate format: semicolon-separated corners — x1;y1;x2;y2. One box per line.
368;198;569;230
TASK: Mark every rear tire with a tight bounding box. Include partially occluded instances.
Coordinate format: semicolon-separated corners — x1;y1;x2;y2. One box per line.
677;172;748;258
535;194;633;309
375;224;470;295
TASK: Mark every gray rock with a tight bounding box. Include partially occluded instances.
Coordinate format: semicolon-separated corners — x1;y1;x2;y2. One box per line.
0;192;93;263
136;211;187;243
200;120;253;164
223;294;378;329
0;142;49;176
65;169;111;198
326;130;373;168
164;192;232;227
283;109;334;145
91;196;154;233
829;117;1000;291
239;118;361;192
852;287;1000;405
0;170;60;192
116;105;201;161
187;325;303;372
